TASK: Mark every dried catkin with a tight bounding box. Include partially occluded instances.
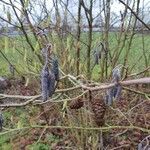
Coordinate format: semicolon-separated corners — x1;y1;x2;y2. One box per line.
52;58;59;81
113;84;122;99
0;112;4;131
41;66;49;101
48;71;56;97
105;65;122;105
112;65;121;82
105;84;122;105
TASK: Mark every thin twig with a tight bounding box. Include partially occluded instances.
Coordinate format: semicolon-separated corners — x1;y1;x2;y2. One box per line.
119;0;150;30
80;77;150;91
1;125;149;137
0;94;41;99
127;66;150;77
34;90;88;105
109;107;133;126
110;144;130;150
0;96;39;107
36;127;47;144
123;87;150;97
56;85;81;93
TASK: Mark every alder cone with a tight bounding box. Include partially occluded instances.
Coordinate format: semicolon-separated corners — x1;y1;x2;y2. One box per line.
69;98;84;109
90;98;106;126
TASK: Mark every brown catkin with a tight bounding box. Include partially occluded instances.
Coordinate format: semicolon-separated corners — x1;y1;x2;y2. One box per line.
90;98;106;126
69;98;84;109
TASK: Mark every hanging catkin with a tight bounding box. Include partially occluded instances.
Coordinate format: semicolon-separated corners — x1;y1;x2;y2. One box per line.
48;71;56;97
105;65;122;105
41;66;49;101
52;57;59;81
0;112;4;131
41;44;56;101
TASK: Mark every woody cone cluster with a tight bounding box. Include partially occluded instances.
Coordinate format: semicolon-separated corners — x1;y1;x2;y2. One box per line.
90;98;106;126
69;98;84;109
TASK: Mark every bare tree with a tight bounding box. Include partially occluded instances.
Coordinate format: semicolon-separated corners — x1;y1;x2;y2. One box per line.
81;0;94;79
76;0;82;76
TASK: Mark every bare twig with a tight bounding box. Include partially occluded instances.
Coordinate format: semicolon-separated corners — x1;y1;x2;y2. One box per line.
0;94;41;99
56;85;81;93
1;125;150;137
110;144;130;150
36;127;47;144
123;87;150;97
119;0;150;30
109;107;133;126
0;50;20;74
79;77;150;91
127;66;150;77
34;90;88;105
0;96;39;107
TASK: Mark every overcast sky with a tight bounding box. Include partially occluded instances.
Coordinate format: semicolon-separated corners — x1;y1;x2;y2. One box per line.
0;0;150;26
0;0;150;13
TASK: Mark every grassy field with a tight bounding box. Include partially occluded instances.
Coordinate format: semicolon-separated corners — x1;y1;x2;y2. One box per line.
0;32;149;78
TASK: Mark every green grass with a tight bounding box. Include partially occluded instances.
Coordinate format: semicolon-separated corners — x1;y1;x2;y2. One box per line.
0;32;149;78
27;143;49;150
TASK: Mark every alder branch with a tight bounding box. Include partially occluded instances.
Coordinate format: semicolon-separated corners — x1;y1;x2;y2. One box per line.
127;66;150;77
0;86;81;100
0;90;88;107
0;94;41;100
33;90;88;105
0;50;20;75
1;125;150;137
123;87;150;97
0;95;40;107
119;0;150;30
0;16;20;28
0;77;149;100
69;77;150;91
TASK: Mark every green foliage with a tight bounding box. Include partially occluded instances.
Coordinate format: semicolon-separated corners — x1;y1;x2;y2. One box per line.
46;134;60;143
27;143;49;150
0;134;10;145
1;143;12;150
